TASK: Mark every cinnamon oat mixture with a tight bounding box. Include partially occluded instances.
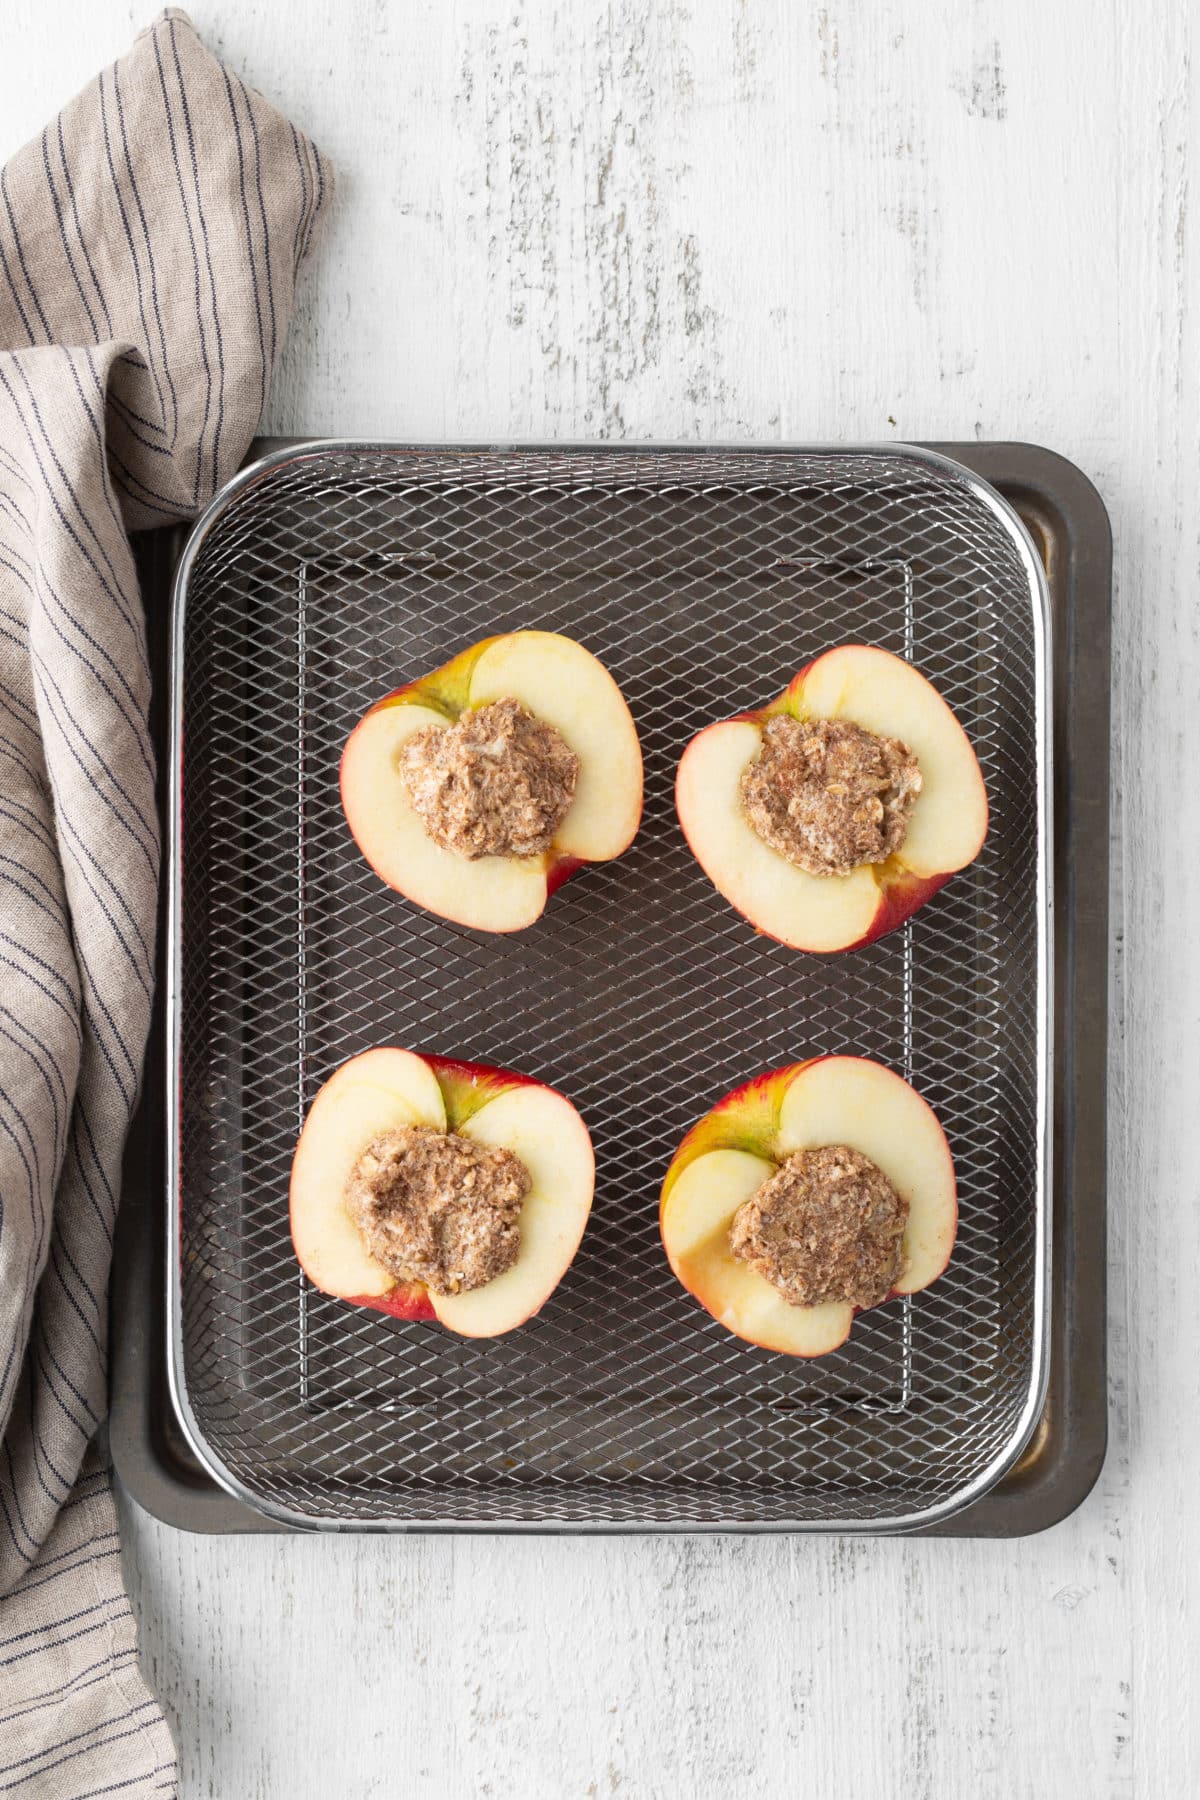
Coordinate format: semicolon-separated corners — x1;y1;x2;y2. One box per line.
740;716;922;877
346;1124;529;1295
401;697;579;859
729;1144;909;1309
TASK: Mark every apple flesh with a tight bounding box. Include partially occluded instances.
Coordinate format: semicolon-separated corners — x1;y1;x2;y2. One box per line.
290;1047;595;1337
675;644;988;953
340;631;643;931
660;1056;958;1357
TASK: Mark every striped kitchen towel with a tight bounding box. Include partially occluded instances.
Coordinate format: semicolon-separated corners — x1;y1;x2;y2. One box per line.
0;10;333;1792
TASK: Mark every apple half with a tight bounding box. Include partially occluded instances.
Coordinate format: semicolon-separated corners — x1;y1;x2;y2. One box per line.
675;644;988;952
341;630;643;931
290;1047;595;1337
660;1056;957;1357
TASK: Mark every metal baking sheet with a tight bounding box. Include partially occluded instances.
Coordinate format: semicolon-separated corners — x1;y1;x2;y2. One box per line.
111;439;1109;1536
158;443;1052;1532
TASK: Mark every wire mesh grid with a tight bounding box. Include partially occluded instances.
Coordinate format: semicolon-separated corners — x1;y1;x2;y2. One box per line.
169;444;1048;1530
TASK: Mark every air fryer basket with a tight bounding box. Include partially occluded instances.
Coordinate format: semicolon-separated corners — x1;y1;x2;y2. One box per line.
168;444;1050;1531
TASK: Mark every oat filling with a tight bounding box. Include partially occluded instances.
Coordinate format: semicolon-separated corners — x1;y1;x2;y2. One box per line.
739;715;923;878
345;1124;530;1296
729;1144;909;1309
401;696;580;860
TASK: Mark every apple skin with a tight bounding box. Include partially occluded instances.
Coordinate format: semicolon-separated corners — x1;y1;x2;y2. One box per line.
420;1050;543;1125
845;866;952;953
545;854;586;898
340;634;644;927
346;1280;437;1322
660;1057;958;1357
675;644;988;954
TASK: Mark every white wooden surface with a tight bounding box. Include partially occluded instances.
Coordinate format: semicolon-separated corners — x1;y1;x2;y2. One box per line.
2;1;1189;1794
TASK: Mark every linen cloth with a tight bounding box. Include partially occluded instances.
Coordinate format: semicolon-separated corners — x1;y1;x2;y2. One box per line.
0;11;332;1791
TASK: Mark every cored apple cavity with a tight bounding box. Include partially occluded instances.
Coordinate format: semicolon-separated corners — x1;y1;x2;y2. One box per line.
728;1143;909;1309
400;696;580;860
344;1123;528;1296
290;1047;595;1338
660;1056;957;1357
675;644;988;953
740;716;923;877
341;630;643;931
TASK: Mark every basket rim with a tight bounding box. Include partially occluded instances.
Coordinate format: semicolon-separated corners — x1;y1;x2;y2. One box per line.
164;438;1054;1535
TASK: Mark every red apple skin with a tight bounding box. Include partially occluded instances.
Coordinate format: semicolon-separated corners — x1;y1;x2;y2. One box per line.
421;1051;542;1126
339;636;643;920
545;854;587;898
660;1058;958;1352
346;1281;437;1322
840;867;952;953
676;645;987;953
422;1052;541;1088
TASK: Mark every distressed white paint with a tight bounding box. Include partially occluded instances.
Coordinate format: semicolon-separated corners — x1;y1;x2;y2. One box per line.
1;0;1188;1793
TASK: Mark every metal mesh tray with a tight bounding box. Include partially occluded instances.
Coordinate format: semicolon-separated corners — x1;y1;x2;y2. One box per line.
167;443;1051;1532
